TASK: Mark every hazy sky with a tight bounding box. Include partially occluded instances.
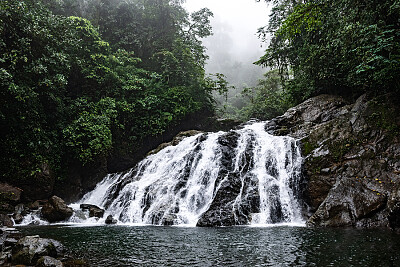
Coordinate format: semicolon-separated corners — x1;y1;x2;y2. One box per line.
183;0;271;85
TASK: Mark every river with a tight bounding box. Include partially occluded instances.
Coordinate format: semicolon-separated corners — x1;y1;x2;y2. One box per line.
19;225;400;266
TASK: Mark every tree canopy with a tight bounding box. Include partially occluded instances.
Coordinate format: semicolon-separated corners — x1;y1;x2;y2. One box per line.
256;0;400;104
0;0;224;182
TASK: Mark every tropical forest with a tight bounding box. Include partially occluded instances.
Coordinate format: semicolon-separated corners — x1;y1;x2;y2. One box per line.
0;0;399;266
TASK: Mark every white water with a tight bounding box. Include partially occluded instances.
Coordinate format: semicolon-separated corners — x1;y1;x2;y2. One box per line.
21;122;304;226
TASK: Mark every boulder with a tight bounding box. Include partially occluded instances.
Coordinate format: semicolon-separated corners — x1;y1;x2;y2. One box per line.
28;200;44;211
0;214;13;227
161;214;177;226
80;204;105;218
79;204;94;210
41;196;73;223
13;204;27;224
12;235;65;266
105;215;117;224
35;256;63;267
0;182;22;203
89;206;104;218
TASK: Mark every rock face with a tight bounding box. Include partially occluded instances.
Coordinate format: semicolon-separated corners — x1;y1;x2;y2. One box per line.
41;196;73;223
268;94;400;229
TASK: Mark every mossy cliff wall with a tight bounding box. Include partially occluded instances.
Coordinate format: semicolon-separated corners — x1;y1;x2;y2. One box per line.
267;94;400;229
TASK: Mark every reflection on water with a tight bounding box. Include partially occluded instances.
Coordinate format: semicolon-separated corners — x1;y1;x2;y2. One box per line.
19;226;400;266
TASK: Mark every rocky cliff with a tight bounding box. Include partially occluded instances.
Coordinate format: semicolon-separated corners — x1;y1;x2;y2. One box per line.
267;94;400;230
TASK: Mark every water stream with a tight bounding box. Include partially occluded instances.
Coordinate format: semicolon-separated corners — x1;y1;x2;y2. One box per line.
63;121;303;226
22;121;304;227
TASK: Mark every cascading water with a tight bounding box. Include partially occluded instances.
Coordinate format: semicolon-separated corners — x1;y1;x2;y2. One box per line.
64;121;305;227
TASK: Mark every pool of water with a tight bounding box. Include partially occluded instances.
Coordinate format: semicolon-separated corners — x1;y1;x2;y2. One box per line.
19;225;400;266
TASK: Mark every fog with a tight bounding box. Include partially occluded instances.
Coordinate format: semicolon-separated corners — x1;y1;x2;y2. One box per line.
183;0;271;88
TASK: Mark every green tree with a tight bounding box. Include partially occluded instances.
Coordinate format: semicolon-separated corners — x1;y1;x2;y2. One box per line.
257;0;400;103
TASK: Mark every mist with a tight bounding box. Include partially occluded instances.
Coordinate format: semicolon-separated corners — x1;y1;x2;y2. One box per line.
183;0;271;88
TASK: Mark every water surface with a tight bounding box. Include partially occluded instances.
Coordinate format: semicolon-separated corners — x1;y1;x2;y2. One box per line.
19;225;400;266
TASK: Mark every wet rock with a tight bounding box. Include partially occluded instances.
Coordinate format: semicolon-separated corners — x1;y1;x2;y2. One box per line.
269;94;351;139
105;215;117;224
16;162;55;201
11;235;64;265
0;183;22;203
62;258;89;266
0;214;13;227
35;256;63;267
147;130;204;156
162;214;177;226
0;203;15;213
28;200;44;211
89;206;104;218
79;204;94;210
41;196;73;223
80;204;105;218
307;179;387;227
13;204;27;224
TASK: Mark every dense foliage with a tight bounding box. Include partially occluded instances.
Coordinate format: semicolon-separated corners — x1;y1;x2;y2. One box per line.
0;0;220;182
257;0;400;104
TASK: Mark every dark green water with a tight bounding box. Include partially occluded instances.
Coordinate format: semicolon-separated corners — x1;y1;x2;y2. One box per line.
19;225;400;266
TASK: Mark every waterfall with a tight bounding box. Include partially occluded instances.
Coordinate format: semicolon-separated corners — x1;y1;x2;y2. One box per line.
71;121;305;226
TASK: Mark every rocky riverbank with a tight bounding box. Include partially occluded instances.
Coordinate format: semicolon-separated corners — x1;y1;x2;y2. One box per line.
0;227;88;266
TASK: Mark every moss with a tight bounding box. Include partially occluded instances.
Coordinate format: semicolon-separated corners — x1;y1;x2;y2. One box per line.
276;126;289;136
305;155;324;175
302;141;316;156
367;99;400;137
327;138;360;162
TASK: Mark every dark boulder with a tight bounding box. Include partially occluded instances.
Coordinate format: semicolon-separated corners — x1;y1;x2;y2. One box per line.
13;204;27;224
12;235;65;266
79;203;94;210
80;204;105;218
41;196;73;223
307;178;387;227
161;214;177;226
105;215;117;224
0;182;22;203
53;156;108;204
35;256;63;267
89;206;104;218
0;214;13;227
